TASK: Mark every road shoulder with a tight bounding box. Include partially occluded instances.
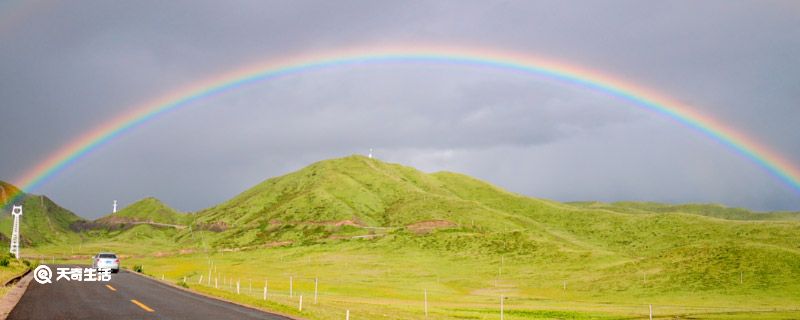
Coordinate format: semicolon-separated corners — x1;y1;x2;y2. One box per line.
0;273;32;320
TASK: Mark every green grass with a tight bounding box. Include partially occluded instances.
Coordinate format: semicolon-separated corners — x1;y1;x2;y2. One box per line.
97;197;190;225
0;253;33;299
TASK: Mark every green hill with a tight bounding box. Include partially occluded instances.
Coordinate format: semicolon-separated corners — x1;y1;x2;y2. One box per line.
95;197;189;226
0;181;84;246
189;156;800;286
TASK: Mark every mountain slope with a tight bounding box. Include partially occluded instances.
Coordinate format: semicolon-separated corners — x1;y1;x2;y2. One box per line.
198;155;561;226
0;181;84;246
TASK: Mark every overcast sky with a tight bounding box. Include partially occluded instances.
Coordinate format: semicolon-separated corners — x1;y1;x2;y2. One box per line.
1;1;798;218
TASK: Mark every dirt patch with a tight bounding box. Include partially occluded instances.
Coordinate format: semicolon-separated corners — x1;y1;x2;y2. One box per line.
273;219;364;227
196;221;228;232
407;220;457;234
321;220;362;227
263;241;292;248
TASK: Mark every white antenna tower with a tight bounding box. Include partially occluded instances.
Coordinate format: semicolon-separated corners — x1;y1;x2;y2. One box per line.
113;200;118;213
368;148;373;159
9;205;22;259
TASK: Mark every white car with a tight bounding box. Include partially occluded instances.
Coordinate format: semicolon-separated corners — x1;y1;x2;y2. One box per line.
92;252;120;273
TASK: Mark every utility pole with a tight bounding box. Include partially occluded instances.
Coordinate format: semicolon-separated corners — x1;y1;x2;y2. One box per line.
10;205;22;259
113;200;118;213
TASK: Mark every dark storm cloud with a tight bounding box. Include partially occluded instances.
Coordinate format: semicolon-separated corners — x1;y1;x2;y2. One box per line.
1;1;798;217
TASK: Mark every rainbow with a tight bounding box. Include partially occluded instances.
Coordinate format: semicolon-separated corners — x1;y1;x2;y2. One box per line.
5;45;800;205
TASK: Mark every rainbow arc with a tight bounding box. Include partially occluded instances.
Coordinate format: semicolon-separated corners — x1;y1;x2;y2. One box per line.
5;46;799;205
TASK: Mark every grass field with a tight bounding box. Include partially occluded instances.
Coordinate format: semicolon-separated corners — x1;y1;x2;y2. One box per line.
32;232;800;320
12;157;800;318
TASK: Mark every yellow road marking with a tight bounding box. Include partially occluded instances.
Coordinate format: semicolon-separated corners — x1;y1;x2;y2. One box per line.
105;285;116;291
130;299;155;312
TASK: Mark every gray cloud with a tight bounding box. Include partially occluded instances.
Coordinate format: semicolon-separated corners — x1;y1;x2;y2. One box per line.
1;1;798;217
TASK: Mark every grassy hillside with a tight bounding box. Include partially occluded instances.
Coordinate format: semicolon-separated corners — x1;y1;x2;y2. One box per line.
0;181;84;247
95;197;189;225
23;156;800;319
167;157;800;302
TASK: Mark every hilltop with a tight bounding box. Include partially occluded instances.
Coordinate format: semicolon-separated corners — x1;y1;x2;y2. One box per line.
190;155;558;246
95;197;189;226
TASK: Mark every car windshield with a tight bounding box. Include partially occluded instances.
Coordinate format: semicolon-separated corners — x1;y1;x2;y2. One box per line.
98;254;116;259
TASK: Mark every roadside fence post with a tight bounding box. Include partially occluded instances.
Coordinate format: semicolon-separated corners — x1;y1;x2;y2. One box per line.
299;295;303;311
500;295;504;320
314;277;318;304
424;288;428;318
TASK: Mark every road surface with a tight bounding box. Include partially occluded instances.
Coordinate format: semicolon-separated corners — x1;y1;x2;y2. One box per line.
8;265;291;320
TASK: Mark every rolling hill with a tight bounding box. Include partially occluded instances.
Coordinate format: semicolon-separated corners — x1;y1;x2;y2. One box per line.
0;181;84;246
185;155;800;294
94;197;189;226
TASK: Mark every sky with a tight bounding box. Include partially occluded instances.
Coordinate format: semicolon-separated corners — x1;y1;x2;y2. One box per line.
1;1;799;218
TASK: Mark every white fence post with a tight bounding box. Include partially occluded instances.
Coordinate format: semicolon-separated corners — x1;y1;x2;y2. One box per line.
314;277;318;304
199;275;203;284
424;289;428;318
299;295;303;311
500;295;504;320
346;309;350;320
649;304;653;320
290;276;293;297
237;280;240;294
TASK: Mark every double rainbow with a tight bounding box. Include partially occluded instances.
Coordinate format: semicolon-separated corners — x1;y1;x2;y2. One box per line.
5;45;800;205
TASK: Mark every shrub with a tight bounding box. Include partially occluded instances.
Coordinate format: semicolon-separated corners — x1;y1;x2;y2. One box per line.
0;257;9;267
133;264;143;273
177;280;189;288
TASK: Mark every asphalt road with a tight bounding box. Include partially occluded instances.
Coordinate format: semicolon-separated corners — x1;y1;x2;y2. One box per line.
8;265;291;320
